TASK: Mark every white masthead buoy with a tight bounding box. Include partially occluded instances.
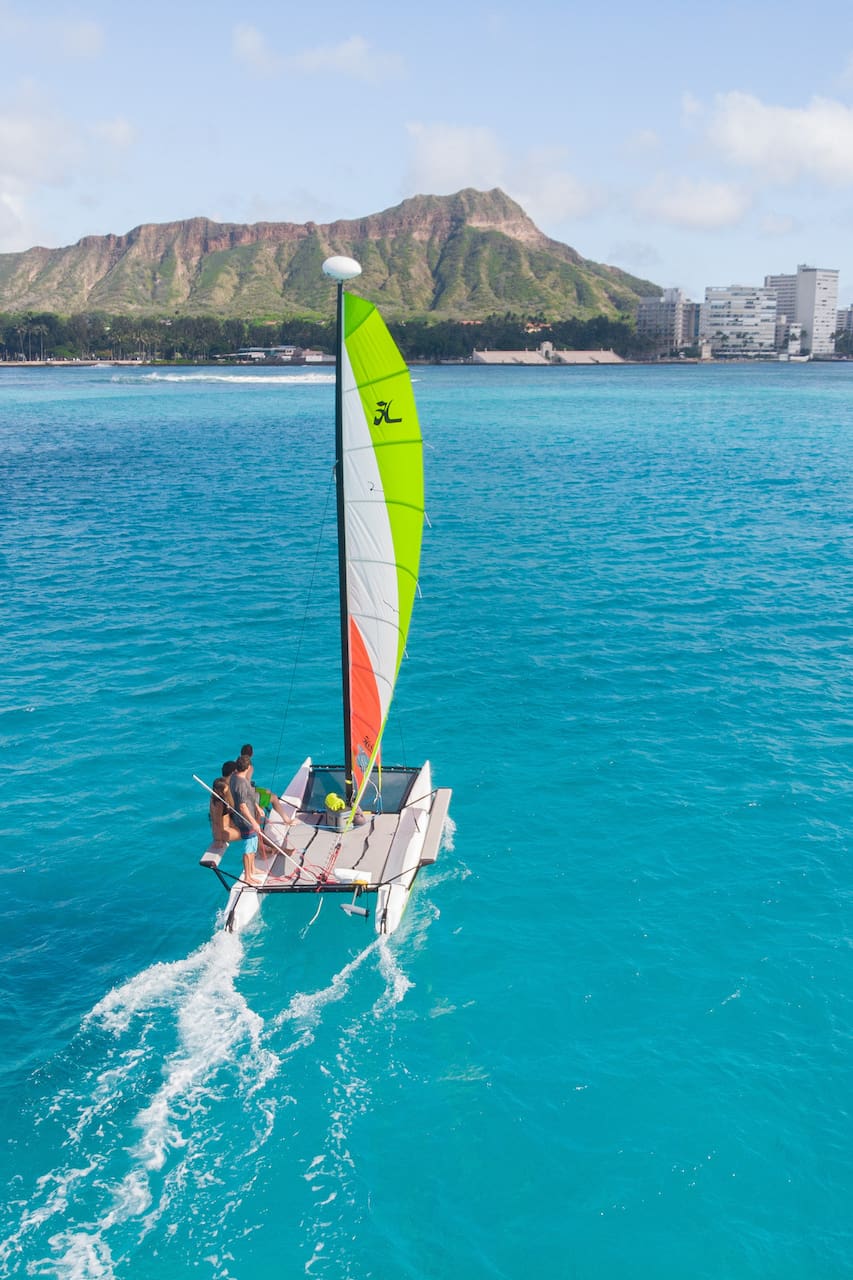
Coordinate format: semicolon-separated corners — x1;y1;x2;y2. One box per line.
322;255;362;282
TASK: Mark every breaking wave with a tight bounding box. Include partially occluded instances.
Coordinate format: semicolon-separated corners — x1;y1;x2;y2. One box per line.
112;370;334;386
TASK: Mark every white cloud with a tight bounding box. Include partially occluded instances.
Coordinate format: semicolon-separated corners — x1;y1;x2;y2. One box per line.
405;124;600;224
233;27;403;84
759;212;800;237
0;90;135;251
706;91;853;185
681;92;703;125
0;97;82;187
232;24;281;76
0;5;104;58
0;187;30;246
608;240;663;270
628;129;660;153
406;123;507;194
839;52;853;89
61;20;104;58
288;35;403;84
635;175;751;229
91;117;135;150
514;147;603;222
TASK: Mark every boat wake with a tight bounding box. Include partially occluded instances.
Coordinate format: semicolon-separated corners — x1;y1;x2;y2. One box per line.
0;918;425;1280
286;938;416;1278
0;926;278;1280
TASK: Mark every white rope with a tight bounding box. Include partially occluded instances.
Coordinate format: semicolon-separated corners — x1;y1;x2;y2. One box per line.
300;897;324;938
192;774;321;884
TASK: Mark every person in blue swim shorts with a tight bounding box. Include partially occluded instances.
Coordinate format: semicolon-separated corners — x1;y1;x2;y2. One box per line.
229;754;265;884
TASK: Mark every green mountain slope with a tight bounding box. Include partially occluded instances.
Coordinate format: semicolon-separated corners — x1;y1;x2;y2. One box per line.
0;189;658;319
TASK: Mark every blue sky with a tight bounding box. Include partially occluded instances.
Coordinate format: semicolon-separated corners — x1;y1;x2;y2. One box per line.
3;0;853;303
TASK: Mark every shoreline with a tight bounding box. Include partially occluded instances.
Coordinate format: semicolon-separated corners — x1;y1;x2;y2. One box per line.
1;356;849;370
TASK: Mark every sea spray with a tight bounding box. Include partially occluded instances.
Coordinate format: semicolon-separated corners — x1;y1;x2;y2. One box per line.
274;940;380;1049
374;938;414;1016
295;937;419;1277
0;928;277;1280
2;907;437;1280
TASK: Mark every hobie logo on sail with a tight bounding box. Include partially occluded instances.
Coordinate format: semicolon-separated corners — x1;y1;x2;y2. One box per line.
373;399;402;426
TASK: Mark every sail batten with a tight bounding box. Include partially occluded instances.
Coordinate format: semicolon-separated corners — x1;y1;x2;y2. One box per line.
339;291;423;793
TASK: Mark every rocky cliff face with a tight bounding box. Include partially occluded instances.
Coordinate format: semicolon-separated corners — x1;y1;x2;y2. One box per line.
0;189;656;318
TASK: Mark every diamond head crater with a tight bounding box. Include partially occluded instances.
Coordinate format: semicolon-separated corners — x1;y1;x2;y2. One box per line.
0;189;659;362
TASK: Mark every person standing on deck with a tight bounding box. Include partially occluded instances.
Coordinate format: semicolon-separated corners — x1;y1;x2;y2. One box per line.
230;754;265;885
240;741;297;843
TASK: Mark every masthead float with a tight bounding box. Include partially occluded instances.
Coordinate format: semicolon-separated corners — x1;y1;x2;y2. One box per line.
199;256;451;933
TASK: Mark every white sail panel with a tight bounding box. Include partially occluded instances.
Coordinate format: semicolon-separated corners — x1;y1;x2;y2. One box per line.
340;337;400;774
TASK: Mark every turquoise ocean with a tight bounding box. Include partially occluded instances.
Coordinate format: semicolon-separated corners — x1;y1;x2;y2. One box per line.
0;362;850;1279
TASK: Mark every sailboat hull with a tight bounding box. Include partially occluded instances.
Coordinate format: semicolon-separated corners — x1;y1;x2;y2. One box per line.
201;759;451;935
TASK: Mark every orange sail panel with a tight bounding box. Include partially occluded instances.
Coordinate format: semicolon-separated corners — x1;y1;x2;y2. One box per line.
349;618;382;786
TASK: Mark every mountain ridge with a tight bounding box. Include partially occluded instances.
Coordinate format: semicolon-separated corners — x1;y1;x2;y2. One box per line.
0;189;658;319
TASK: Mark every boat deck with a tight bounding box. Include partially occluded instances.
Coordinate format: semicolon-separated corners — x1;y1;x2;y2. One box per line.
251;807;402;892
199;760;451;932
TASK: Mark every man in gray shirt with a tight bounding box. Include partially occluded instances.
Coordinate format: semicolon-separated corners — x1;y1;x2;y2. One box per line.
230;754;265;884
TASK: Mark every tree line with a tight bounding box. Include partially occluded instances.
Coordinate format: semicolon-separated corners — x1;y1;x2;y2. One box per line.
0;310;650;363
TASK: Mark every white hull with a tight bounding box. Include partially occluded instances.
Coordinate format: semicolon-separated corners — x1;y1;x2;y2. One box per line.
201;759;451;935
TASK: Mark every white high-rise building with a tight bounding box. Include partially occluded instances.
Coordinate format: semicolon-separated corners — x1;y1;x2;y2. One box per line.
700;286;778;356
764;265;839;355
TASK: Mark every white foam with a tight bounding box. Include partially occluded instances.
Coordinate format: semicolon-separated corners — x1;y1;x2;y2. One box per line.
2;928;279;1276
40;1230;116;1280
274;940;379;1046
128;934;277;1172
440;813;457;852
296;941;416;1275
373;939;413;1015
87;932;242;1035
116;371;334;386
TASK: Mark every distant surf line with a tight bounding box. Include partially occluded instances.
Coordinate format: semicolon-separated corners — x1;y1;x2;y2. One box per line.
113;371;335;386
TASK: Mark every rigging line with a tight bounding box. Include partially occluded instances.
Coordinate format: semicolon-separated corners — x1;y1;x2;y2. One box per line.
191;774;321;885
300;897;324;938
271;470;336;784
393;715;410;770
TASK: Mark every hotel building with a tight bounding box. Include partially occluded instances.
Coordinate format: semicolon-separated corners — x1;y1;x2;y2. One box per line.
764;265;839;356
699;286;778;356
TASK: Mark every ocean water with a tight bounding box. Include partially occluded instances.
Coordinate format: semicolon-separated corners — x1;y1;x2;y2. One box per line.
0;361;851;1279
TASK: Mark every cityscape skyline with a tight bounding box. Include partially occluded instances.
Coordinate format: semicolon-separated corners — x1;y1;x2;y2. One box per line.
2;2;853;305
638;263;844;357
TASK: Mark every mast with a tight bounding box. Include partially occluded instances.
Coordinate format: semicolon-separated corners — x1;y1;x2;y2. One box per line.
334;279;353;801
323;255;363;804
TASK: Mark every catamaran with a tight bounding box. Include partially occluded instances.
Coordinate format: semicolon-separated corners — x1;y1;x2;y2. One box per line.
198;256;451;934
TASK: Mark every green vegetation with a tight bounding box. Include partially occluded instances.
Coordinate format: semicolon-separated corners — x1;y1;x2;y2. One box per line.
0;310;649;362
0;189;660;322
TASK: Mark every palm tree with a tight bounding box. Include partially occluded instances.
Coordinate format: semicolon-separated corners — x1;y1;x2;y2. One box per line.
31;323;48;361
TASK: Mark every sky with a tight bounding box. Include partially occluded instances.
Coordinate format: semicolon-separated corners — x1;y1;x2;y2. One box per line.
3;0;853;303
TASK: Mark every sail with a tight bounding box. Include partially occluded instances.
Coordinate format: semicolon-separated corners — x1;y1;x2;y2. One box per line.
340;292;423;793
